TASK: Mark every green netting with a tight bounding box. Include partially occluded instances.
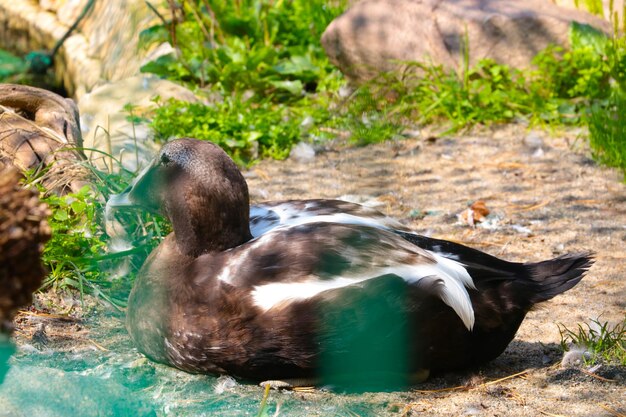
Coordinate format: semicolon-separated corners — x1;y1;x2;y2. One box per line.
0;50;26;79
0;314;408;416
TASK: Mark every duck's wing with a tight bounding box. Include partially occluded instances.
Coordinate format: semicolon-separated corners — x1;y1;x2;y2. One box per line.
214;222;476;330
249;200;413;238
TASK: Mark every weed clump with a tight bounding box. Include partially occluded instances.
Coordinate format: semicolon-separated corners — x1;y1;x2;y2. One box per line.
559;317;626;366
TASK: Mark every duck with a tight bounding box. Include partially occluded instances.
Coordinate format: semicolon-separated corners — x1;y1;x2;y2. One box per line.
107;137;593;390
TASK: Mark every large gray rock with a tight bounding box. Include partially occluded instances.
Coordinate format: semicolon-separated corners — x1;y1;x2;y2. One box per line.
321;0;611;84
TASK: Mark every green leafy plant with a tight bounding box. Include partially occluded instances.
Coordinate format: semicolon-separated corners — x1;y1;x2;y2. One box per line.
140;0;343;98
533;24;611;102
408;60;540;128
150;96;304;165
41;184;106;292
31;163;169;308
0;49;27;80
139;0;626;173
559;317;626;366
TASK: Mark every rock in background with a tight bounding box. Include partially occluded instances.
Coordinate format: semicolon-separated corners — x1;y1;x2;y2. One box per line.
0;84;89;194
322;0;612;84
78;75;199;173
0;0;167;98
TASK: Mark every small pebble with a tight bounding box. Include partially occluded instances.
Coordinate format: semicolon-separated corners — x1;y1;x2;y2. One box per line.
510;224;532;236
401;128;421;139
464;406;482;416
289;142;315;163
31;323;49;349
524;131;544;149
532;147;545;158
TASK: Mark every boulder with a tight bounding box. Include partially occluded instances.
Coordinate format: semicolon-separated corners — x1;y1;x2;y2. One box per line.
554;0;624;25
321;0;611;84
0;84;90;193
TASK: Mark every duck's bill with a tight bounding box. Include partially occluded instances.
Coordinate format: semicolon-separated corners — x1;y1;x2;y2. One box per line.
106;186;135;208
106;161;161;214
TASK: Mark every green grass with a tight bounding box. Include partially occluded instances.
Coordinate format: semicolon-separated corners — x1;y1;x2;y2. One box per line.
150;96;303;165
27;161;170;308
588;89;626;180
0;49;26;79
559;317;626;366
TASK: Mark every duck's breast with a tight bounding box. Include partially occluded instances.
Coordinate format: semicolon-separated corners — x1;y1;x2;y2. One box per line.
126;235;195;364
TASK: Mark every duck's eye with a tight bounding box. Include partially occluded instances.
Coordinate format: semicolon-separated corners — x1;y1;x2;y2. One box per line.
160;153;171;165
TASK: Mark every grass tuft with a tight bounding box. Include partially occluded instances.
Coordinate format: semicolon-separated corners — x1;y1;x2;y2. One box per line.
558;316;626;366
588;90;626;180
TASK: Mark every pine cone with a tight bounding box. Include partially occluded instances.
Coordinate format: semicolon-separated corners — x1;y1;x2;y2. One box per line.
0;167;51;333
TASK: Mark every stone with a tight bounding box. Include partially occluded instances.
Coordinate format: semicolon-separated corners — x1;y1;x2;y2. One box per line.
561;345;591;366
321;0;611;85
289;142;316;163
523;131;545;149
0;84;90;193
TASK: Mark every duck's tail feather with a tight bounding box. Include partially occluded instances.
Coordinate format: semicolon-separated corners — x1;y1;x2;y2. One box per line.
398;232;594;307
522;252;594;304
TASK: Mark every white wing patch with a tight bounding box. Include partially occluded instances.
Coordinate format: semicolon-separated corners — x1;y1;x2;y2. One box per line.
247;202;476;330
251;251;476;330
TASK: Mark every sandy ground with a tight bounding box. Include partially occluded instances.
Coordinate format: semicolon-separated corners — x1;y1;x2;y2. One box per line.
10;123;626;416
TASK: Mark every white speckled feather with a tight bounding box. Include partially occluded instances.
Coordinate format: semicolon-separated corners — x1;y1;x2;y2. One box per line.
250;202;411;237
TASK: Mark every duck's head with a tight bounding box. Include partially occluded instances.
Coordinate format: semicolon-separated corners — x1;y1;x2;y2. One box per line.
108;138;252;256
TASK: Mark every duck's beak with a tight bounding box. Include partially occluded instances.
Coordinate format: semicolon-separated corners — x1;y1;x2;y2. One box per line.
106;161;162;214
106;184;135;208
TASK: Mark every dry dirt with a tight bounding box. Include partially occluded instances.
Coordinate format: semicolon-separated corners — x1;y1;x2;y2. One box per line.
10;123;626;416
